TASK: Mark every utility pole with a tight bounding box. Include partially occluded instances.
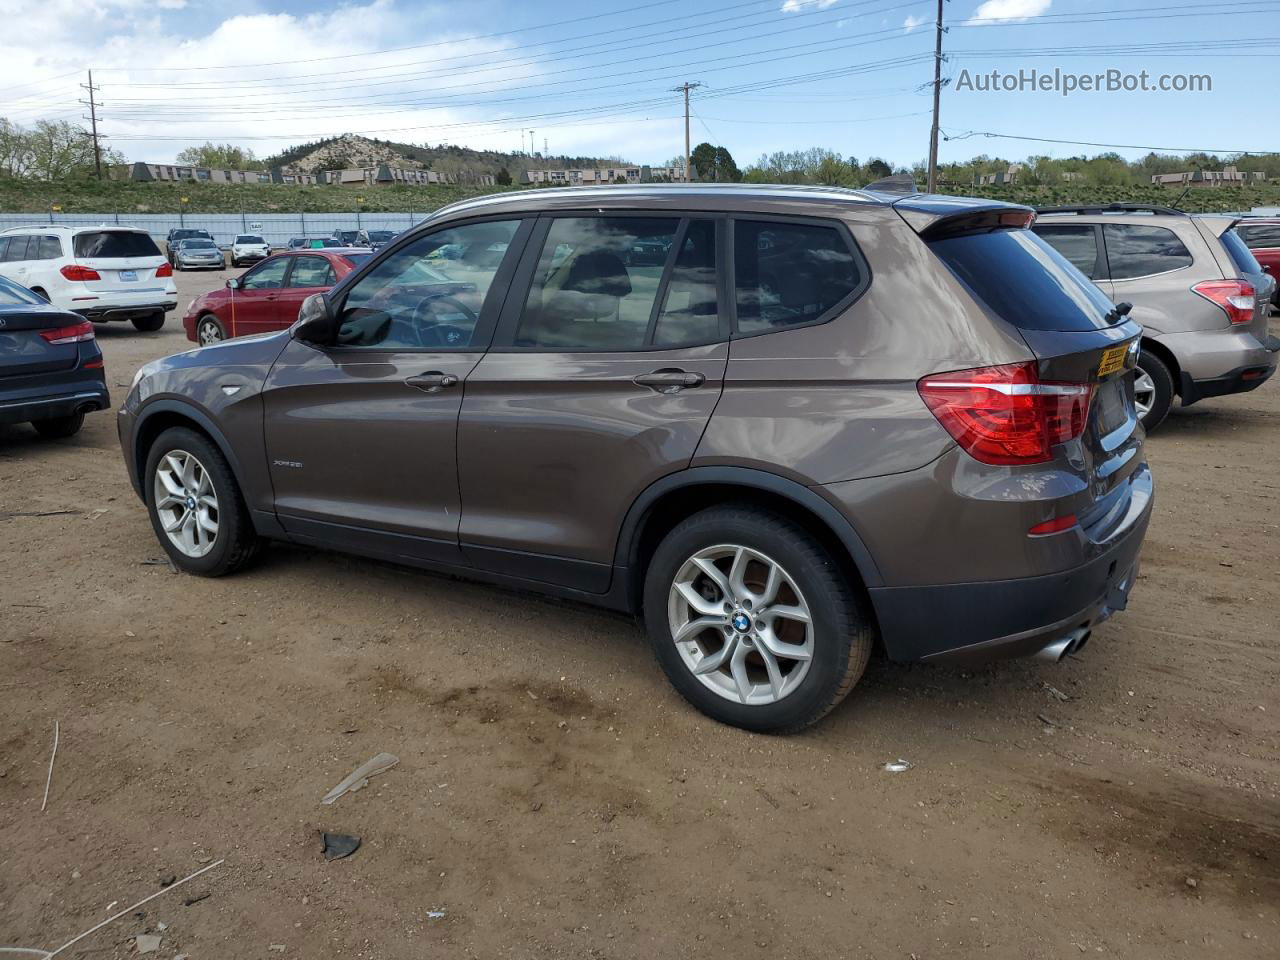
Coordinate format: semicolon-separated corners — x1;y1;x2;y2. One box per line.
926;0;945;193
80;70;103;180
672;82;703;182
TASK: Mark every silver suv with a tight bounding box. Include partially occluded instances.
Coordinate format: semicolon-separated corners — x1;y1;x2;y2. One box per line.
1034;203;1277;430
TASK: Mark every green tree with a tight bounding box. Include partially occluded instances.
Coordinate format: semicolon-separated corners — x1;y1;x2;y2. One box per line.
495;166;512;185
862;157;892;180
174;142;258;170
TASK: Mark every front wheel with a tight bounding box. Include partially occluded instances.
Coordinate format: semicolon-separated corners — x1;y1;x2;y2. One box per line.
1134;350;1174;432
643;505;874;733
144;427;259;576
196;315;226;345
132;312;165;332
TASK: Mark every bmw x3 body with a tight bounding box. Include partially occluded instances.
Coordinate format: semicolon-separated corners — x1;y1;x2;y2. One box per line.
119;185;1154;732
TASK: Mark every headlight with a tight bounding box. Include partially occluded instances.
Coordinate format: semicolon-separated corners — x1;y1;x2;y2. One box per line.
131;360;160;392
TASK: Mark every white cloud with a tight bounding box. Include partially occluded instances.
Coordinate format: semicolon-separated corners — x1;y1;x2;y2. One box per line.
781;0;837;13
903;14;926;31
968;0;1051;24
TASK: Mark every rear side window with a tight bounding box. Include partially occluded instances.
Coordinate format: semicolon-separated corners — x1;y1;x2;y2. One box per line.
733;220;861;335
1102;224;1193;280
74;231;162;259
1219;229;1263;275
929;228;1116;331
38;236;61;259
1033;224;1103;279
1242;224;1280;249
288;256;335;288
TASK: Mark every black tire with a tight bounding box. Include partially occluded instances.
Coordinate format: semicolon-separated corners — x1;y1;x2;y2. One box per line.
642;505;875;733
195;314;226;344
132;312;165;332
1135;349;1174;433
144;426;259;577
32;412;84;438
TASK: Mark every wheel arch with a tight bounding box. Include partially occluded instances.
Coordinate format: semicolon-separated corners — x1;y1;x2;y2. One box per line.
133;400;248;500
1138;337;1181;394
614;467;884;616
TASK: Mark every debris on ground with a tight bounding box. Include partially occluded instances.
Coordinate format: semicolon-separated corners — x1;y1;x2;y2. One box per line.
321;752;399;805
1185;877;1199;889
183;892;210;907
883;759;913;773
40;720;59;812
134;933;162;954
426;910;447;919
321;833;362;861
1043;683;1072;703
268;945;286;952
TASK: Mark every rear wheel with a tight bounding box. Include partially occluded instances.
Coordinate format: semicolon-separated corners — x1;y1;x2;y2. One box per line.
144;426;259;576
1134;349;1174;432
643;505;874;733
132;312;165;332
196;315;226;345
32;412;84;439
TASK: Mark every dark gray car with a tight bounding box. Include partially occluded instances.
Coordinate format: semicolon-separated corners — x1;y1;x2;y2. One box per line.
118;184;1153;732
1;275;109;438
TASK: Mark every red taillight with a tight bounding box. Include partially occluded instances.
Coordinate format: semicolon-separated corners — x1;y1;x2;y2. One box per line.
59;264;101;282
156;262;173;278
917;361;1093;465
84;357;104;369
1192;279;1255;324
1028;514;1079;536
40;321;95;344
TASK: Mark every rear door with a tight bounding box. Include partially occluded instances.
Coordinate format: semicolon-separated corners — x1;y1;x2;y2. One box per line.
457;214;727;591
73;230;166;296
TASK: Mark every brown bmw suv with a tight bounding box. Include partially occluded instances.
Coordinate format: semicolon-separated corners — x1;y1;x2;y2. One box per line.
119;185;1153;732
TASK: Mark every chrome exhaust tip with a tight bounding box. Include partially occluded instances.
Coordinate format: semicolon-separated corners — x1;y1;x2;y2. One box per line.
1035;627;1091;662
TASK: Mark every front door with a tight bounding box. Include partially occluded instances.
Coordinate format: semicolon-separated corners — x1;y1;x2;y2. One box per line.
261;218;528;564
457;215;728;591
272;254;336;333
231;257;291;337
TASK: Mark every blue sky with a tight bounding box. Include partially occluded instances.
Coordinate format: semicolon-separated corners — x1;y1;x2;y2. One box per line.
0;0;1274;168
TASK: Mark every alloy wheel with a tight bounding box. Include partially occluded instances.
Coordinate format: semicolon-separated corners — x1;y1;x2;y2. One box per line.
667;544;814;706
153;450;219;558
197;319;224;345
1133;368;1156;420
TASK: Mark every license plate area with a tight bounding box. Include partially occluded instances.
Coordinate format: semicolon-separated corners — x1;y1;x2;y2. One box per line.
119;270;137;281
1093;376;1129;436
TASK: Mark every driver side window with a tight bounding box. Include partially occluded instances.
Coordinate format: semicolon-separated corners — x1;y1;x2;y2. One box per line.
336;220;520;349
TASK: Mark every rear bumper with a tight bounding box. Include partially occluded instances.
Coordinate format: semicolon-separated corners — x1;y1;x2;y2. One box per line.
1178;333;1279;404
74;301;178;321
867;465;1153;665
0;382;110;425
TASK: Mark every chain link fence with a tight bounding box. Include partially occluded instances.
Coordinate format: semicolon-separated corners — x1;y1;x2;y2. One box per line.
0;212;436;249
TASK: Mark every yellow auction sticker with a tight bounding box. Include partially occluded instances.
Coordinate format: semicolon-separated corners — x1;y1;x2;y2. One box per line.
1097;344;1128;378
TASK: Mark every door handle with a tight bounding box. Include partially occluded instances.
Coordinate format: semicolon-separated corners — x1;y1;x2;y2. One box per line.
633;369;706;393
406;371;460;393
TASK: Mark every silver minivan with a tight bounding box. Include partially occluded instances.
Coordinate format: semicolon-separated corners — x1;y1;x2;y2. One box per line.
1034;203;1278;430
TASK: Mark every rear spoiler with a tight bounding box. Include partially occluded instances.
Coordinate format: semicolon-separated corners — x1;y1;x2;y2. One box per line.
893;196;1036;239
1192;214;1239;238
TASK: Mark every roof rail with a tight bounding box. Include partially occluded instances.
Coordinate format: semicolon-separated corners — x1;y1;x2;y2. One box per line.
1035;202;1185;217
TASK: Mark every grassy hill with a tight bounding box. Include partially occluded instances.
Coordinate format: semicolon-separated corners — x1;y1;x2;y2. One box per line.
0;178;523;214
1;176;1278;215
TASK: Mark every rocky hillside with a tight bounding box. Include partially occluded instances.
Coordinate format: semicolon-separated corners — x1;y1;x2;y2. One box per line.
282;134;414;173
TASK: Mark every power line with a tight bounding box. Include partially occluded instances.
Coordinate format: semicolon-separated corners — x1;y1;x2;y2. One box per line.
941;129;1280;155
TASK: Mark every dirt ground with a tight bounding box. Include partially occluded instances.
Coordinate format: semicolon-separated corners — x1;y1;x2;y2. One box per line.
2;267;1277;960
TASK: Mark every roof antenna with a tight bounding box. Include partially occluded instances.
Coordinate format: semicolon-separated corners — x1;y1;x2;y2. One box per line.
1170;186;1190;211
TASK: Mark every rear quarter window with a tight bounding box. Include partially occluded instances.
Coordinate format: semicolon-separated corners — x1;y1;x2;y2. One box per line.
928;227;1116;332
1242;224;1280;249
74;231;162;259
1218;229;1263;275
1102;223;1193;280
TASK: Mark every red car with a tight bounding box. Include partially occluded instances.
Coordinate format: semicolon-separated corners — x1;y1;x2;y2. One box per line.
184;249;373;344
1238;218;1280;307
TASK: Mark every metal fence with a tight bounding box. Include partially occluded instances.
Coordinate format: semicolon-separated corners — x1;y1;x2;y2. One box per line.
0;212;438;248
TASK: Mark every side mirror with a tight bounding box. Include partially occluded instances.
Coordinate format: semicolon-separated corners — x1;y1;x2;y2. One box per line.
293;292;336;345
226;277;241;290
